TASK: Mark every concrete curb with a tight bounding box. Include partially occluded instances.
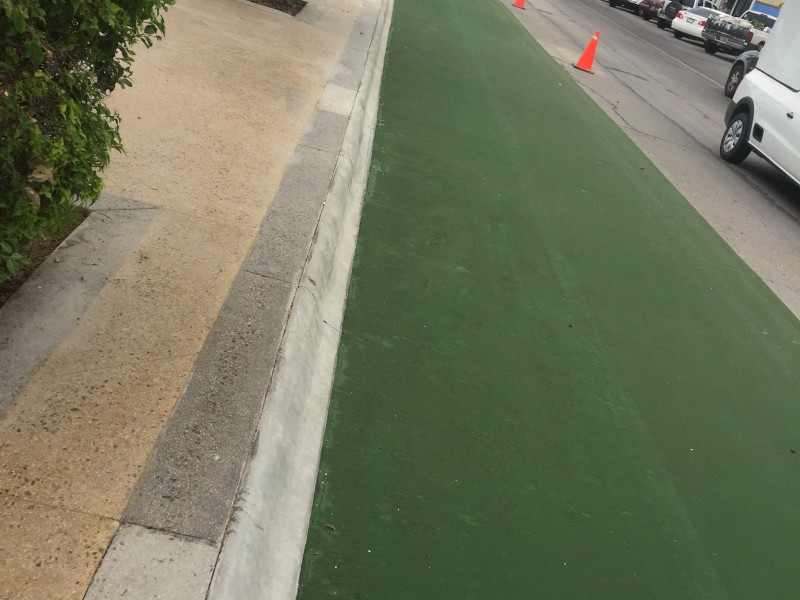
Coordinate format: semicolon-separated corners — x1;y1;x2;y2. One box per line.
207;0;393;595
81;0;393;596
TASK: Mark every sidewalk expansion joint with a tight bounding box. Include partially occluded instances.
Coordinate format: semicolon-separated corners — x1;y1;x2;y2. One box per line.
46;351;199;380
299;141;345;156
0;493;120;523
240;268;294;285
120;521;220;546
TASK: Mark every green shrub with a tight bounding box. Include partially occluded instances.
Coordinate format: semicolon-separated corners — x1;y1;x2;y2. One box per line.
0;0;174;281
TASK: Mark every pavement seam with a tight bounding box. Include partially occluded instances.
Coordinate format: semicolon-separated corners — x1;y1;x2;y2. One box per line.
43;351;198;379
298;141;340;155
0;492;120;523
240;268;295;285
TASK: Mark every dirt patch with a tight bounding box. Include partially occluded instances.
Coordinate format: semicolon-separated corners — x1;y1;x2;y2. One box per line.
245;0;307;15
0;209;88;308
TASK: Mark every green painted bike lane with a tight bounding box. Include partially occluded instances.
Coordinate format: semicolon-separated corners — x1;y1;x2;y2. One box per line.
296;0;800;597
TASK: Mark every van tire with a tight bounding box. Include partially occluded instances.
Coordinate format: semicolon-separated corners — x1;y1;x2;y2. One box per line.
720;111;752;164
663;0;682;18
704;40;719;54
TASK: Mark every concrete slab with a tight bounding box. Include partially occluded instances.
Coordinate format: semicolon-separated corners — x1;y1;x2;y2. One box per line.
84;525;218;600
0;204;155;416
300;109;350;154
0;355;196;517
243;145;338;283
43;210;247;375
124;272;294;542
317;83;358;116
101;0;363;231
329;0;381;91
0;493;118;600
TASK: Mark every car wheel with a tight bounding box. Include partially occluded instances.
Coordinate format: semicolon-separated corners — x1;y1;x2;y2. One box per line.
674;30;684;39
725;64;744;98
720;111;752;164
704;40;718;54
641;9;651;19
609;0;617;7
657;17;667;28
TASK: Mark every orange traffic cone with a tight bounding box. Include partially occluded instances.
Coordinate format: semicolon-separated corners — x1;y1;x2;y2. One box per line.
573;31;600;74
513;0;525;9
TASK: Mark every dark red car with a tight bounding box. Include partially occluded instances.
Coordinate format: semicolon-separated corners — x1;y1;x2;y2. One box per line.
637;0;663;19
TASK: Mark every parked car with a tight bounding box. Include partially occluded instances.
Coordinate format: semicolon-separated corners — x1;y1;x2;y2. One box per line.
721;0;800;187
673;6;724;40
656;0;720;30
638;0;663;20
702;10;775;54
609;0;644;14
724;50;759;98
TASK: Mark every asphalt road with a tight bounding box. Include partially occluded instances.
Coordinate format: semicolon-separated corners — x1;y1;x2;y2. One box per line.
591;0;736;85
513;0;800;318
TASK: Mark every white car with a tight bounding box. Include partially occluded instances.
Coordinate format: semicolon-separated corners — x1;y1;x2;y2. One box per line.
672;6;723;41
720;0;800;187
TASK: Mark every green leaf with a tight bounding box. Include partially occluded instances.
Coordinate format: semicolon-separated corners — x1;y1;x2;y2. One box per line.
25;40;44;66
8;9;26;34
6;257;19;275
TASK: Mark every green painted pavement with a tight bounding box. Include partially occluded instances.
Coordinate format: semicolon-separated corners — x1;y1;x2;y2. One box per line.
296;0;800;597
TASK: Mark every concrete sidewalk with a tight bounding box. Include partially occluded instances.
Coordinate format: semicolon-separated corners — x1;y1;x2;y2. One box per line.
0;0;373;597
294;0;800;597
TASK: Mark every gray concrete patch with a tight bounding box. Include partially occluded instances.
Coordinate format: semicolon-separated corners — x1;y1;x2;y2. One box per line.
300;109;350;154
243;145;338;284
294;0;325;25
0;198;155;416
207;0;393;596
124;271;293;542
84;524;217;600
317;83;358;116
329;0;381;91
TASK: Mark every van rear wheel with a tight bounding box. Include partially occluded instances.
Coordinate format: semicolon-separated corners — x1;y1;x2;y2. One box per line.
720;111;752;164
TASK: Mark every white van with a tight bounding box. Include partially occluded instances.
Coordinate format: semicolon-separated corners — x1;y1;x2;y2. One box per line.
720;0;800;187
